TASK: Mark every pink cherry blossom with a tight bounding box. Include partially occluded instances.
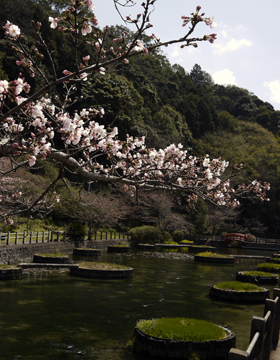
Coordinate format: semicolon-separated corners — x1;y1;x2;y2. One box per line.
81;23;92;36
5;23;20;37
48;17;61;29
0;80;9;94
84;0;95;11
98;67;105;75
205;16;217;29
28;155;36;167
127;40;145;52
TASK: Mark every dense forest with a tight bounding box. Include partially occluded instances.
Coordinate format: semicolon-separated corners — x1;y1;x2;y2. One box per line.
1;0;280;237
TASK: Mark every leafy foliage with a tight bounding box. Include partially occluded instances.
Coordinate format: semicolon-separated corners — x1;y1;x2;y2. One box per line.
0;0;279;237
129;225;163;245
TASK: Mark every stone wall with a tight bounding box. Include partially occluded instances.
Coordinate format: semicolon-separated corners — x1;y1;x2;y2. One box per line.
0;239;127;264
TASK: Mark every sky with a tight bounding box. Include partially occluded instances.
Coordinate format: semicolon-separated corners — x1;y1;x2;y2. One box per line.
94;0;280;111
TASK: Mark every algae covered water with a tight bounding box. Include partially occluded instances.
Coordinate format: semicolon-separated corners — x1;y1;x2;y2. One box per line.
0;248;276;359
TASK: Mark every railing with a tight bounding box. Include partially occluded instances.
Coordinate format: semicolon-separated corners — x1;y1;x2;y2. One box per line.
228;288;280;360
0;230;130;245
189;234;280;246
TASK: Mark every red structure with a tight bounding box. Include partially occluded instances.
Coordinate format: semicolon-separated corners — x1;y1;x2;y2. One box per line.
222;233;249;243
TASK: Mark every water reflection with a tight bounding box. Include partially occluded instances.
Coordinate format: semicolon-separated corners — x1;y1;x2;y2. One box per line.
0;247;278;359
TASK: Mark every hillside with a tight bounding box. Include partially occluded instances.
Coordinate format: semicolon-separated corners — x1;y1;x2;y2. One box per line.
1;0;280;237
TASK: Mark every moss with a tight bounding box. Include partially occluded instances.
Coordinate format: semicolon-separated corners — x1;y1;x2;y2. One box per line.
136;318;226;342
0;264;18;269
257;263;280;272
36;253;67;258
78;261;131;270
214;281;265;292
180;240;194;244
109;244;130;248
190;245;215;249
196;252;232;258
242;270;276;277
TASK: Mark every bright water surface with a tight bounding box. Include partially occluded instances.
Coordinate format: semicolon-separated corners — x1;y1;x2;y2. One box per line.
0;247;278;359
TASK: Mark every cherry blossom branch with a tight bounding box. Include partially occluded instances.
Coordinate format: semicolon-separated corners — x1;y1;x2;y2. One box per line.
0;0;270;222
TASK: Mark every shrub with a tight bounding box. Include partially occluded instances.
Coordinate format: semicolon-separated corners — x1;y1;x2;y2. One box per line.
172;230;185;242
129;226;163;245
161;231;173;243
180;240;194;244
69;222;86;240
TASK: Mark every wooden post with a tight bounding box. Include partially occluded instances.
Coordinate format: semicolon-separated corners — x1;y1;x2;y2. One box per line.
6;232;10;245
42;231;45;243
29;232;33;243
23;231;26;244
36;231;39;243
15;232;18;244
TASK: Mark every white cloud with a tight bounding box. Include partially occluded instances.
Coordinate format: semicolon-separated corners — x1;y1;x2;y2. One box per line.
170;45;183;60
212;69;237;86
221;30;228;38
169;44;198;60
213;38;252;53
264;80;280;104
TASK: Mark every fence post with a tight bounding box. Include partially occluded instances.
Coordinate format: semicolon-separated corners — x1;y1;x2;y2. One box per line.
273;288;280;344
228;348;248;360
6;232;10;245
29;232;33;243
23;231;26;244
36;231;39;243
263;300;276;360
250;316;265;360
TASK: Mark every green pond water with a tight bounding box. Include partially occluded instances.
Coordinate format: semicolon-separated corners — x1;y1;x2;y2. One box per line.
0;247;278;359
